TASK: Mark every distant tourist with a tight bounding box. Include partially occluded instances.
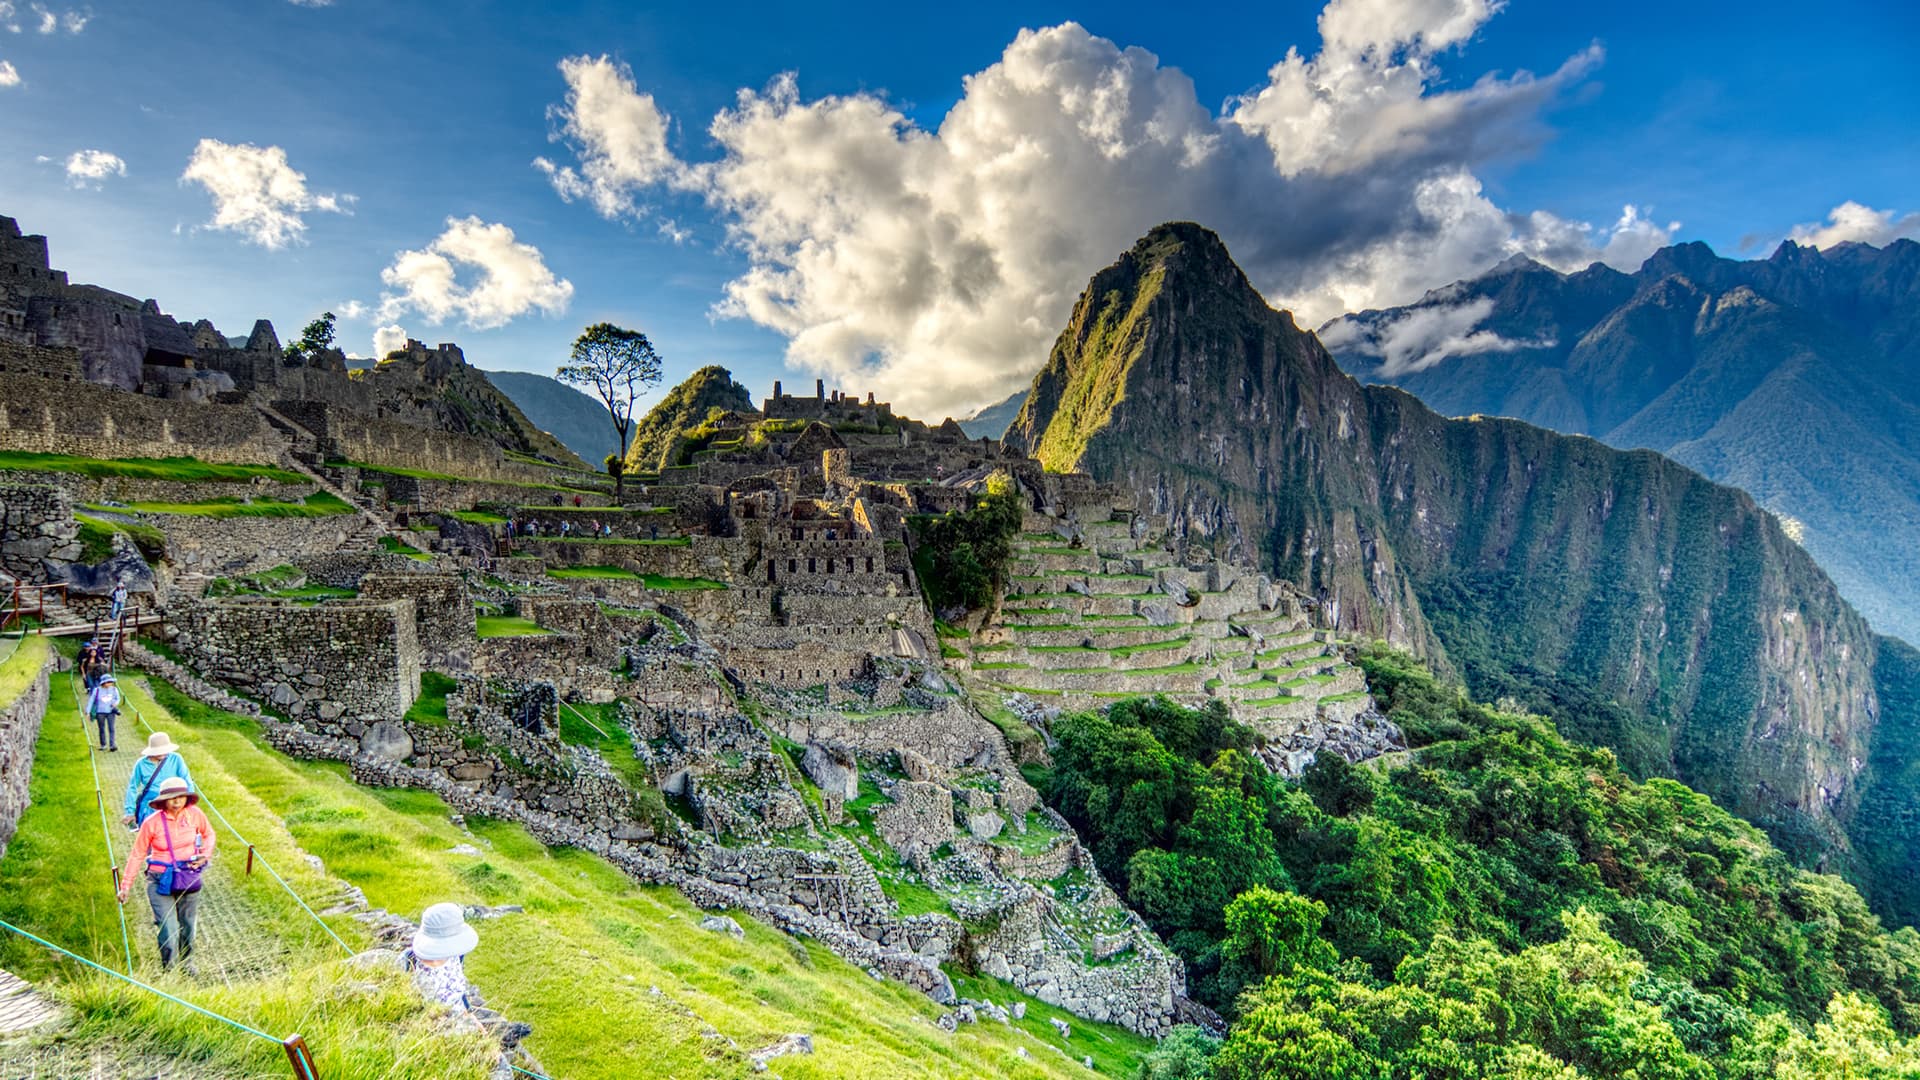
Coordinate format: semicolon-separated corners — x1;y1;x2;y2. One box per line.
505;517;517;537
109;579;128;620
406;902;479;1013
88;672;122;752
559;520;571;538
117;776;213;973
85;649;112;692
573;494;583;507
78;640;101;689
123;732;193;828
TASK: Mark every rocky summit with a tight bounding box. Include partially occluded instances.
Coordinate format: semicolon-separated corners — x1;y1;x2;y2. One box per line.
1007;221;1920;924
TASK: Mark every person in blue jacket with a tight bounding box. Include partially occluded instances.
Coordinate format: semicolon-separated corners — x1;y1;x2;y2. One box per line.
122;731;194;827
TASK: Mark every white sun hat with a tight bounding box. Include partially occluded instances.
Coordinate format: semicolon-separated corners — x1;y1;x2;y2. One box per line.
412;902;478;961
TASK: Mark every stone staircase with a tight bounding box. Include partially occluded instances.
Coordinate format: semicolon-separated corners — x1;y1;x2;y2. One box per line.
253;402;400;550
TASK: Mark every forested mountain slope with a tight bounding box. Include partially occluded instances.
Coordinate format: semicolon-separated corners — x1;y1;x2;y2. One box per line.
1005;223;1919;926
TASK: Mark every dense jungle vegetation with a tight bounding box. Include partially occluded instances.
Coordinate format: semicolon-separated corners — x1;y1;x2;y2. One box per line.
1034;646;1920;1079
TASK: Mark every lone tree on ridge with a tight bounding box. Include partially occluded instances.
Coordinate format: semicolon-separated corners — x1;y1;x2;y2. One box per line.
556;322;661;499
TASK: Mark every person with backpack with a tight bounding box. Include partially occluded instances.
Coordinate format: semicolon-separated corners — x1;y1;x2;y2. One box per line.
117;776;214;972
123;732;193;828
109;579;129;621
88;673;122;752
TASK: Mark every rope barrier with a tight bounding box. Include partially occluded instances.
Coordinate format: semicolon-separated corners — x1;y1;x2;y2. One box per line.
67;661;135;973
559;700;609;739
118;687;354;957
510;1063;557;1080
195;795;354;957
0;915;281;1044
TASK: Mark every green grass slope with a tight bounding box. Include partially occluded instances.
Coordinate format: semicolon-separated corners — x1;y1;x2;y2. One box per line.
0;649;1146;1078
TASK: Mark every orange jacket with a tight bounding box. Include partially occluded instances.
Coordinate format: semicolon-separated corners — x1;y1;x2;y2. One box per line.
120;805;215;894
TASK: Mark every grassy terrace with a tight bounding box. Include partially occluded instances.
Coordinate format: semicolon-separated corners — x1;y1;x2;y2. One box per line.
402;671;459;725
378;536;430;560
0;654;1135;1078
556;701;651;791
0;636;48;709
1027;636;1191;658
0;451;304;483
73;513;167;562
476;615;550;638
328;459;601;494
84;491;354;519
546;567;727;590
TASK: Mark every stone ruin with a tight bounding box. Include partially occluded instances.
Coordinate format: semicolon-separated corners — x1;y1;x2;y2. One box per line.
0;209;1410;1039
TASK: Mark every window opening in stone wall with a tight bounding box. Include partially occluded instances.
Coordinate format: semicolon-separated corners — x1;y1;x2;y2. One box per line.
808;558;816;573
788;558;797;573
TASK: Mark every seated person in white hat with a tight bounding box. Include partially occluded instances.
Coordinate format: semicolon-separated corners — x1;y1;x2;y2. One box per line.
123;731;194;828
407;902;479;1012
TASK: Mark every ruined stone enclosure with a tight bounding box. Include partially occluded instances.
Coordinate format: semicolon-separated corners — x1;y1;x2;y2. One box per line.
0;210;1408;1039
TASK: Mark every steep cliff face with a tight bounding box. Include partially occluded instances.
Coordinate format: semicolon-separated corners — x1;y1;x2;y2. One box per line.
1008;223;1905;913
1323;238;1920;646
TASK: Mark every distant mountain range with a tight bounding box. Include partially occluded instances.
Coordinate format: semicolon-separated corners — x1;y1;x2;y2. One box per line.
1320;239;1920;646
482;369;621;468
957;390;1026;439
1006;222;1919;925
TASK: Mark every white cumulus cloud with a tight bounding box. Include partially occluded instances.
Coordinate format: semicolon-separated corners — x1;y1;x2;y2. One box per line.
181;139;351;249
27;4;84;34
1320;296;1552;377
535;54;680;219
378;216;574;330
1788;201;1920;250
0;60;17;87
64;148;124;188
372;324;409;358
537;1;1668;417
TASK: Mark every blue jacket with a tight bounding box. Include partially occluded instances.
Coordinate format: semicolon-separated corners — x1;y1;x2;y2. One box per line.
124;752;193;824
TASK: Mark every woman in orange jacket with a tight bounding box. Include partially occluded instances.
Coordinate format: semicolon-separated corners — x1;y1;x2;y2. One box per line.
118;776;214;972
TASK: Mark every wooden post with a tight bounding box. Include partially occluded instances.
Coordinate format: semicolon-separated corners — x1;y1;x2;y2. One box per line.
282;1034;320;1079
246;844;255;877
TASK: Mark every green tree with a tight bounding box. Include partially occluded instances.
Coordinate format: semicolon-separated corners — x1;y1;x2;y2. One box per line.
1222;886;1338;978
284;311;336;365
1137;1025;1220;1080
557;322;662;498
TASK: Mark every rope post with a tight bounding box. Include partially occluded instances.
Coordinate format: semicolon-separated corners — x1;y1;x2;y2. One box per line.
246;843;255;877
282;1034;321;1079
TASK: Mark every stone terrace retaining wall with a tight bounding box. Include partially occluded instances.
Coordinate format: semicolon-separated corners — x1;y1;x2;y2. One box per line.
296;551;443;589
0;645;52;859
0;482;81;582
169;596;421;729
0;372;282;464
0;470;316;507
144;513;360;577
359;572;476;672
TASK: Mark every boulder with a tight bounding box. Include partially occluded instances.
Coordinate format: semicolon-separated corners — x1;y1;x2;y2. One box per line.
360;721;414;762
800;740;859;801
699;915;745;940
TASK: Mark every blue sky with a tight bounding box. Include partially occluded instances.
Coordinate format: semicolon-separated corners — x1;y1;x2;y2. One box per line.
1;0;1914;418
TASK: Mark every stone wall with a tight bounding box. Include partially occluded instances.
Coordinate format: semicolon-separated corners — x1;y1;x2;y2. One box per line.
0;341;83;382
0;469;314;508
0;371;283;464
277;402;577;488
359;573;476;672
169;596;421;729
0;483;81;582
143;513;361;577
295;551;440;589
0;645;52;859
